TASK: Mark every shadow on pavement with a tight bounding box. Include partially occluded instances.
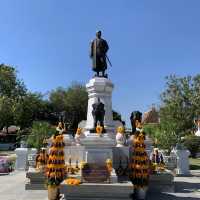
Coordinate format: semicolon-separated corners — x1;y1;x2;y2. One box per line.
175;181;200;193
146;193;199;200
145;181;200;200
0;173;9;176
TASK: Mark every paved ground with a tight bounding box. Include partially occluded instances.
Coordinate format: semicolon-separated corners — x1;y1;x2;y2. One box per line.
0;171;200;200
0;171;47;200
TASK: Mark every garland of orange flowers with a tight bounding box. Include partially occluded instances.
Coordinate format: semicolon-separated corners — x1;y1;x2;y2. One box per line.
46;133;66;186
129;120;149;189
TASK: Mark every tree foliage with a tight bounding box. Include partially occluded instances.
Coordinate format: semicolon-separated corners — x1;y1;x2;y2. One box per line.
0;64;47;130
183;135;200;158
26;121;55;149
13;93;46;129
49;83;88;129
0;64;26;98
156;74;200;150
113;110;122;121
0;96;15;131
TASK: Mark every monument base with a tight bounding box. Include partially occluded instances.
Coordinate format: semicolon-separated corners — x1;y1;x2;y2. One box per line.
25;169;46;190
60;182;133;200
80;133;115;164
148;171;174;193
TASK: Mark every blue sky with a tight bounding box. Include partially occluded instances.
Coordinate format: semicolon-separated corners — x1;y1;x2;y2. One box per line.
0;0;200;125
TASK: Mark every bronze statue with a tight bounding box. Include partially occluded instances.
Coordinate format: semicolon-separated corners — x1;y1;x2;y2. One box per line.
92;98;105;132
130;111;142;135
90;30;110;78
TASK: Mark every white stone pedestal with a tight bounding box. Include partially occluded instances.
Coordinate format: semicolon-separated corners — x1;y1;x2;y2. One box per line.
15;148;37;171
174;149;190;175
85;77;115;135
15;148;28;170
63;134;75;146
81;133;115;164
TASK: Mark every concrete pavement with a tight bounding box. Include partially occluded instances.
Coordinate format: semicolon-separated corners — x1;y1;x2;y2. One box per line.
0;171;47;200
0;171;200;200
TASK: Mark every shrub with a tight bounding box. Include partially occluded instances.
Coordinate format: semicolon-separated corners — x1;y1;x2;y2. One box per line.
183;135;200;158
26;121;55;149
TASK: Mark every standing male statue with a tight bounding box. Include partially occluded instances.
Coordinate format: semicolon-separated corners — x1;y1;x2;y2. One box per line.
90;30;110;78
92;98;105;132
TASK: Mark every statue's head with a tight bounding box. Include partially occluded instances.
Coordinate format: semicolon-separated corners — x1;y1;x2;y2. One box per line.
96;30;102;39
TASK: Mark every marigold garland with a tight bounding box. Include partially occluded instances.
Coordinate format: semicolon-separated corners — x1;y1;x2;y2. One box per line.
46;132;66;186
129;120;149;188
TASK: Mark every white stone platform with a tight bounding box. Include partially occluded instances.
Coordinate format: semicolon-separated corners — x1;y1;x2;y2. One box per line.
60;182;133;200
60;172;175;199
25;169;46;190
149;171;175;193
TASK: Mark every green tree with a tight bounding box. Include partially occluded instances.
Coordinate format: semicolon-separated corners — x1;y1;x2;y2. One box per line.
158;74;200;150
0;64;50;130
0;64;26;98
49;83;88;129
13;93;46;129
0;96;15;132
183;135;200;158
113;110;122;121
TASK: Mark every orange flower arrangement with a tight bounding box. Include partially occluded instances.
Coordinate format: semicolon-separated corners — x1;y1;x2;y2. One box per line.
96;125;103;135
46;132;66;187
106;159;113;173
65;178;81;185
129;117;149;189
76;127;82;135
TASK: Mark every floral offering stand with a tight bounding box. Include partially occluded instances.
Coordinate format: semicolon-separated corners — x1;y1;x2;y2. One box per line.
129;120;149;199
46;132;66;200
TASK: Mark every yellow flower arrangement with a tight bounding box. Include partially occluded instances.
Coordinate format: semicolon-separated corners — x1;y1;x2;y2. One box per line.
76;127;82;135
80;161;87;169
65;178;81;185
106;159;113;173
96;125;103;135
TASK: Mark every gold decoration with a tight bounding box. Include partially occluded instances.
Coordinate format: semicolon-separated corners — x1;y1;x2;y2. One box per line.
96;125;103;135
76;127;82;135
117;126;125;134
65;178;81;185
80;161;87;169
106;159;113;173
